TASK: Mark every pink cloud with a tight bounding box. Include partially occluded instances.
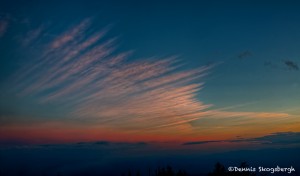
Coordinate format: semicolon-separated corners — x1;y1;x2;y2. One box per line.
50;19;91;49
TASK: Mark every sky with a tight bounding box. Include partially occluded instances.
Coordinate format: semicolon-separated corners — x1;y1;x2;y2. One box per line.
0;1;300;143
0;0;300;147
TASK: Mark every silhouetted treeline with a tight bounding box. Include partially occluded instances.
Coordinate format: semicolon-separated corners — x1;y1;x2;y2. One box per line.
208;162;269;176
122;166;188;176
121;162;299;176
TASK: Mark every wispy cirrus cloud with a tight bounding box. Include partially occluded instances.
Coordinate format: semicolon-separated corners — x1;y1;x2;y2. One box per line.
9;19;209;134
6;18;296;141
50;19;92;49
21;25;45;47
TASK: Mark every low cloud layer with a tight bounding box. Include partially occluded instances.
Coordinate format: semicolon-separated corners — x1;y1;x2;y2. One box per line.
183;132;300;145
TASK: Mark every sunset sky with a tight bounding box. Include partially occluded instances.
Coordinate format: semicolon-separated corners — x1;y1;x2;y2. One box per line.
1;1;300;176
0;0;300;147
